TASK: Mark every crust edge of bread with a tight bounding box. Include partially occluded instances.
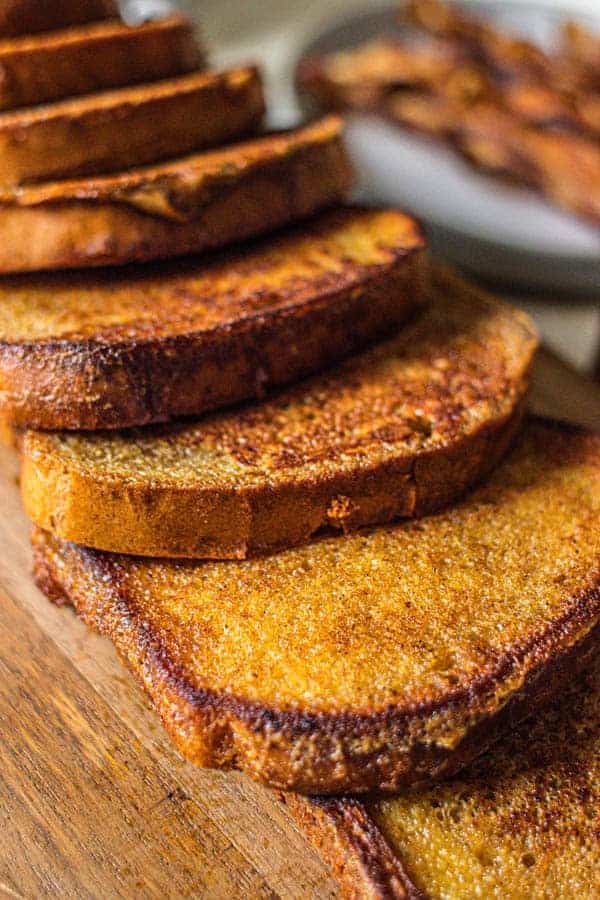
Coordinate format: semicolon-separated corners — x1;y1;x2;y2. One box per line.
18;267;536;557
0;117;351;273
30;418;600;794
0;67;265;188
0;0;118;38
0;15;203;112
5;208;424;431
283;795;423;900
22;399;525;560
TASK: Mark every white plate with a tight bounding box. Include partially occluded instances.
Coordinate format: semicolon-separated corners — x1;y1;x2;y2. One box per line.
300;3;600;293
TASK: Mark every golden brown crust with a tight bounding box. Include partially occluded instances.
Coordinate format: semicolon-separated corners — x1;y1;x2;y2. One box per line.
23;406;524;560
0;0;118;37
20;267;535;558
0;67;264;187
291;652;600;897
3;206;422;431
0;117;351;272
284;796;424;899
0;16;202;111
1;116;344;212
31;419;600;794
0;408;18;448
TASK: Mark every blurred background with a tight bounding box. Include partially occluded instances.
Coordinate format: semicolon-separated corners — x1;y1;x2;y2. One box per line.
127;0;599;374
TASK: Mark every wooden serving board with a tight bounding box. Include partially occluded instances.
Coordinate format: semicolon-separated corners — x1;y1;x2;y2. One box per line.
0;347;599;899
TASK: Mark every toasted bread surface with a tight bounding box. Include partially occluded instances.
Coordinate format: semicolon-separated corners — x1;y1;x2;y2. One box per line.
21;267;535;557
32;418;600;793
0;117;351;272
0;67;264;186
0;0;117;37
7;206;424;431
375;654;600;898
0;15;202;111
291;652;600;898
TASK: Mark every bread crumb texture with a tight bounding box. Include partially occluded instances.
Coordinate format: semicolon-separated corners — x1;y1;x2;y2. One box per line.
373;652;600;899
44;420;600;714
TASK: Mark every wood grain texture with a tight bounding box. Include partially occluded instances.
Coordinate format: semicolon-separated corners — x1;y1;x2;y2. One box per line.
0;449;336;897
0;346;597;897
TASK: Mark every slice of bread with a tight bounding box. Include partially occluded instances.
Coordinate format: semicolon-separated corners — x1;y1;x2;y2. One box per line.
0;67;264;187
0;116;351;272
0;1;118;37
32;418;600;794
285;796;420;898
289;652;600;897
6;206;425;431
21;268;535;558
0;15;202;112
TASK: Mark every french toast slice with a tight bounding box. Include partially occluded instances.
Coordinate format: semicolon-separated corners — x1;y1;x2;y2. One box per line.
4;206;425;431
0;15;202;112
0;67;264;187
21;267;535;558
289;651;600;898
32;418;600;794
0;0;118;37
0;116;351;272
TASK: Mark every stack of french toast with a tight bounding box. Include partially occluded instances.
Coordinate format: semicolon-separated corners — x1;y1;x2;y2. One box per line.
1;3;599;897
